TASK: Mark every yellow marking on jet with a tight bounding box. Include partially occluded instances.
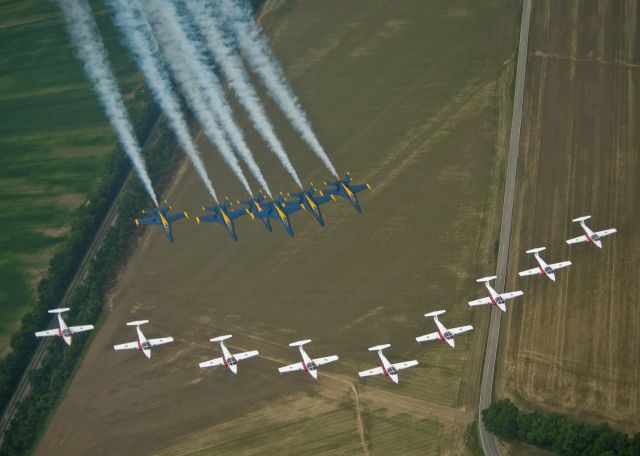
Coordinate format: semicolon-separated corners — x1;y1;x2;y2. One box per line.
245;208;255;220
366;183;372;190
274;203;288;225
159;213;170;230
304;194;318;212
341;183;355;199
134;219;140;227
221;209;232;229
195;217;201;225
183;212;190;219
255;202;263;212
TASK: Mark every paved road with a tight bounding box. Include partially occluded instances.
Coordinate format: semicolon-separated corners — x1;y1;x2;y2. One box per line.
0;115;165;441
478;0;532;455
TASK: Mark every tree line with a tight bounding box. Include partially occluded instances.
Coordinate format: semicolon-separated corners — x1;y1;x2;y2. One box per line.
0;84;173;455
482;399;640;455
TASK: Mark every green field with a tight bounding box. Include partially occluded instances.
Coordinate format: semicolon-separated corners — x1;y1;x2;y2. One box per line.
0;0;143;352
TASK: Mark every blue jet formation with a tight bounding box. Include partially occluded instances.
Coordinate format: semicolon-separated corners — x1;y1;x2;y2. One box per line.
134;174;371;242
134;201;189;243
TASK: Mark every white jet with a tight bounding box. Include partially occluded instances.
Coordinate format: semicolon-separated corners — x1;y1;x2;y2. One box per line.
566;215;616;249
113;320;174;359
278;339;339;380
358;344;418;384
468;276;524;312
416;310;473;348
34;308;94;346
198;335;259;374
519;247;571;282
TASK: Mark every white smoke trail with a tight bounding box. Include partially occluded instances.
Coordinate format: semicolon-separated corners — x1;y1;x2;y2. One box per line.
56;0;159;206
181;0;303;190
109;0;245;199
142;0;300;193
218;0;339;179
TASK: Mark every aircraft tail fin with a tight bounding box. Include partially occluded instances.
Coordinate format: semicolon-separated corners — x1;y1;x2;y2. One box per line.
572;215;591;222
289;339;312;347
48;308;70;314
127;320;149;326
425;310;446;318
526;247;546;254
368;343;391;352
210;335;233;343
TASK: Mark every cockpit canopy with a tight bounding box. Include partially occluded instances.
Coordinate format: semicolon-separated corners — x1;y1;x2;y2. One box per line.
141;341;152;350
306;362;317;371
544;266;553;275
227;357;237;366
387;366;397;375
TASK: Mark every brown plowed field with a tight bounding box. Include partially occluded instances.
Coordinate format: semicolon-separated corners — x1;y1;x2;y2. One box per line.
496;0;640;435
35;1;518;454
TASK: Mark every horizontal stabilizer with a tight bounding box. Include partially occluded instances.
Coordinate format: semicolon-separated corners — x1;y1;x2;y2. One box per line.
476;276;497;283
210;335;233;343
127;320;149;326
572;215;591;222
368;343;391;352
289;339;311;347
526;247;546;254
48;308;70;314
424;310;446;318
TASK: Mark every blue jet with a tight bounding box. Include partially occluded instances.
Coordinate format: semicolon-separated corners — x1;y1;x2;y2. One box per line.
134;201;189;243
286;184;333;226
240;193;300;237
195;199;247;241
324;173;372;212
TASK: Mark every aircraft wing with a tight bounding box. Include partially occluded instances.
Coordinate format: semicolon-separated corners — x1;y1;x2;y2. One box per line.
114;341;139;351
415;331;440;342
566;235;588;244
166;212;186;223
136;216;160;226
35;329;59;338
312;355;339;366
235;350;259;361
281;203;302;215
228;208;247;220
197;213;219;223
199;357;225;368
148;337;174;347
358;366;384;378
468;297;492;306
518;267;541;277
278;362;304;373
450;325;473;335
550;261;571;271
500;291;524;300
350;183;370;194
595;228;617;238
392;360;419;371
315;194;332;205
69;325;94;334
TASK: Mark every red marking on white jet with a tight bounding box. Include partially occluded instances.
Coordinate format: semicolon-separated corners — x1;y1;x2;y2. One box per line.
113;320;173;359
566;215;616;249
278;339;338;380
519;247;571;282
34;308;94;346
468;276;524;312
416;310;473;348
358;344;418;384
198;335;259;374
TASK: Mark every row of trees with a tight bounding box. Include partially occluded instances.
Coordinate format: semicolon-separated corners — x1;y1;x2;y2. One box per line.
0;86;166;456
482;399;640;455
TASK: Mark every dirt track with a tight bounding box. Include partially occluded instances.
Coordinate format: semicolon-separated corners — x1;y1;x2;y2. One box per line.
496;0;640;435
35;1;518;454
